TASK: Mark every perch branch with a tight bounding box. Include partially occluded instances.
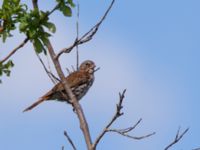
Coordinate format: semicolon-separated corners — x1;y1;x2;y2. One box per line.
64;130;77;150
56;0;115;59
164;127;189;150
46;38;93;150
31;1;93;149
0;37;29;64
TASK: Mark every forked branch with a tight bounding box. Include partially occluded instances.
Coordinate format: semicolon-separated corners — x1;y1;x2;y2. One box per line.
31;1;93;149
107;119;156;140
93;89;126;148
92;90;155;149
56;0;115;59
164;127;189;150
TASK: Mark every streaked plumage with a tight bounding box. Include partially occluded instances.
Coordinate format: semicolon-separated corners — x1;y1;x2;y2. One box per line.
23;60;96;112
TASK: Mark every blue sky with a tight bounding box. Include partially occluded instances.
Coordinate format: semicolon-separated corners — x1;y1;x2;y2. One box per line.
0;0;200;150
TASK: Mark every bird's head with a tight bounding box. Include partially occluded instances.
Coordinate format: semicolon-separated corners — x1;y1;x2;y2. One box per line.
79;60;96;73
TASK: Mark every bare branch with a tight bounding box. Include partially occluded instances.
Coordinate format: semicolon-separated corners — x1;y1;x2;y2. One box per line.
93;89;126;149
113;118;143;134
0;37;29;64
36;53;60;84
47;39;93;150
106;118;155;140
164;127;189;150
93;90;155;149
31;1;93;149
56;0;115;59
76;0;80;70
107;128;155;140
64;130;77;150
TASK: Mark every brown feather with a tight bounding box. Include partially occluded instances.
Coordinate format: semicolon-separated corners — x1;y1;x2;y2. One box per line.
23;60;95;112
23;85;56;112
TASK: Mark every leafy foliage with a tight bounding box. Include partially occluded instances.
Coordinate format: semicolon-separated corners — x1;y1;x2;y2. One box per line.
0;60;14;83
0;0;27;42
18;8;56;54
56;0;75;17
0;0;75;82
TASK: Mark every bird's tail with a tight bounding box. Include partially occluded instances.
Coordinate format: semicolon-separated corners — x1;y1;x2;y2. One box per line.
23;96;48;112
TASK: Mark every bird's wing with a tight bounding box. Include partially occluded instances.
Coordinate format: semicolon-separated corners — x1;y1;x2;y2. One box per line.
66;71;89;88
47;71;89;93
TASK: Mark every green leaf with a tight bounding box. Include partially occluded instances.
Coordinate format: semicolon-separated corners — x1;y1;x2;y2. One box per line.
28;29;37;39
60;5;72;16
40;34;49;46
3;60;14;69
67;0;75;7
43;22;56;33
13;0;20;5
19;22;28;32
7;60;14;67
33;38;44;54
3;69;11;76
0;60;14;82
43;32;51;37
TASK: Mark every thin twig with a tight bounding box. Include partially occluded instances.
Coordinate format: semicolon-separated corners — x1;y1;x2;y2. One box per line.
66;67;72;74
92;89;126;149
56;0;115;59
36;53;60;84
76;0;80;70
93;90;155;149
61;146;64;150
164;127;189;150
106;119;155;140
64;130;77;150
114;118;143;133
107;128;155;140
46;52;55;80
0;37;29;64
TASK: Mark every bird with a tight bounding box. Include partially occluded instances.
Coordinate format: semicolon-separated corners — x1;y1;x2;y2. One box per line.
23;60;96;112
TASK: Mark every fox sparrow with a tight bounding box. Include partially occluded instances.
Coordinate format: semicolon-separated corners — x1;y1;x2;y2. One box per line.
23;60;96;112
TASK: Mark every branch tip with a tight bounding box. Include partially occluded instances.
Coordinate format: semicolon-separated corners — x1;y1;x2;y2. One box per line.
164;127;189;150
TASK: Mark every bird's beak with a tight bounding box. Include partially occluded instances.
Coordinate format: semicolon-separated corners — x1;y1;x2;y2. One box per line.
94;66;100;72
